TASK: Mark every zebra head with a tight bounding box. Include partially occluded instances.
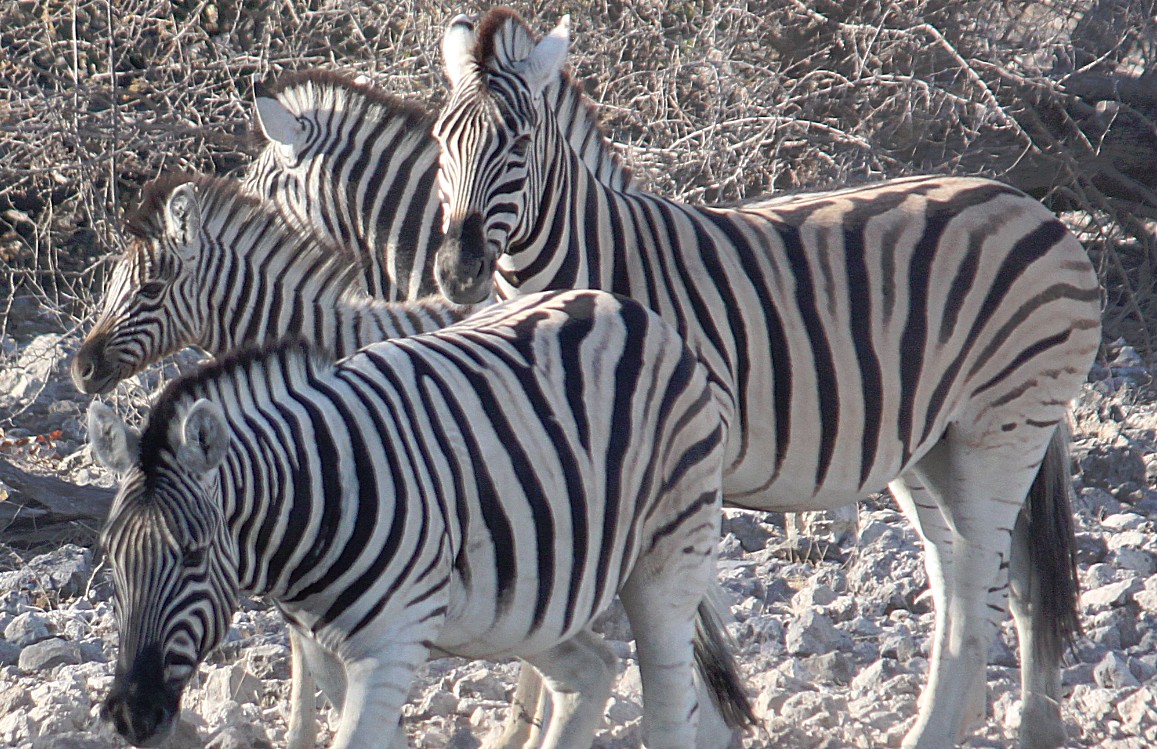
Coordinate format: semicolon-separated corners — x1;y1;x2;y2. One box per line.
72;178;208;395
89;400;238;747
432;10;571;304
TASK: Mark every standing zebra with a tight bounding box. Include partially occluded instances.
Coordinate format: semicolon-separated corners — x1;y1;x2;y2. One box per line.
431;10;1102;749
88;289;753;749
71;172;471;396
243;70;634;302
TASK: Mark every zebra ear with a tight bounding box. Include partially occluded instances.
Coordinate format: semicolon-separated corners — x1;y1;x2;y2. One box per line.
165;183;202;254
254;94;306;149
179;399;230;474
87;402;139;477
520;15;570;97
442;13;476;89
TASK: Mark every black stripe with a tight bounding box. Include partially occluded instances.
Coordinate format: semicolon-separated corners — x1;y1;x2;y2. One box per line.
778;223;840;489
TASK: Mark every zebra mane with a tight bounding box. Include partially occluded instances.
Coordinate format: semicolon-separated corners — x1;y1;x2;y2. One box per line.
138;339;331;475
472;7;633;191
253;69;435;142
125;171;365;289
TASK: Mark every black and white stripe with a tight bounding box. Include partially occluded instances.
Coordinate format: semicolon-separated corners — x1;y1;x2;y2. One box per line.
242;70;633;302
71;173;471;396
90;289;751;749
431;10;1103;749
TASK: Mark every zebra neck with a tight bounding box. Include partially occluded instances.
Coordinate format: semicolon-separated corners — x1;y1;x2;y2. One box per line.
547;79;632;192
209;358;456;614
506;119;642;300
195;212;361;356
320;296;471;359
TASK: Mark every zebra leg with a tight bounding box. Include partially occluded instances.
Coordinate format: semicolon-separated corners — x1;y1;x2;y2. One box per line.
889;472;987;733
286;626;319;749
518;628;617;749
900;430;1051;749
691;579;753;749
619;572;709;748
329;642;428;749
485;665;547;749
1006;427;1075;749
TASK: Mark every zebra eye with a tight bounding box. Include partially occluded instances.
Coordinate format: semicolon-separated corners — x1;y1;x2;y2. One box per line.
510;133;532;158
182;547;206;568
139;281;167;298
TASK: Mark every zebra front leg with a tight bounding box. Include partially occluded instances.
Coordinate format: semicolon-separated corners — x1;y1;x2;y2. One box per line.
485;664;548;749
329;643;428;749
519;628;617;749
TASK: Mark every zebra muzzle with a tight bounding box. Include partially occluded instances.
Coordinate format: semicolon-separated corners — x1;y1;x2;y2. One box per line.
102;644;183;747
72;335;116;395
101;680;180;748
437;212;494;304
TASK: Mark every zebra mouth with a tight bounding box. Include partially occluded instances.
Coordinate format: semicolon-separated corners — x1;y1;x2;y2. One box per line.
71;359;136;395
101;679;182;748
435;240;496;305
71;337;142;395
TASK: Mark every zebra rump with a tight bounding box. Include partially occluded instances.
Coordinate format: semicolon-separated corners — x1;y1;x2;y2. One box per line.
91;288;751;749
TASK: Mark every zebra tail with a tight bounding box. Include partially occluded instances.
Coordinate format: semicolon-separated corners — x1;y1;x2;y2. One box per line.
1025;424;1083;663
694;582;757;731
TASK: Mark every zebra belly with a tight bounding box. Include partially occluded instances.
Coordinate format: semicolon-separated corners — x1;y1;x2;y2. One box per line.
433;567;622;660
721;464;879;513
718;414;907;512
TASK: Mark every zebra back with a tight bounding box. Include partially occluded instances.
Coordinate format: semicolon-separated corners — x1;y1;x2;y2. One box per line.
243;68;634;302
92;288;729;747
72;171;471;395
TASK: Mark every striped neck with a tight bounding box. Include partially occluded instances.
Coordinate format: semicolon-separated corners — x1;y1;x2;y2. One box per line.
191;182;468;359
503;103;639;300
163;346;453;614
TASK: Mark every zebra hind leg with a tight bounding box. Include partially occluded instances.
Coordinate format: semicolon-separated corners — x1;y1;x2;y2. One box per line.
1007;426;1077;749
899;427;1053;749
691;578;756;748
517;628;617;749
619;569;712;748
888;472;988;735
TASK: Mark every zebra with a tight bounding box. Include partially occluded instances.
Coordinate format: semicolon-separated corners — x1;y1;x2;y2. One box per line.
242;69;634;302
88;288;755;749
430;10;1103;749
70;172;472;397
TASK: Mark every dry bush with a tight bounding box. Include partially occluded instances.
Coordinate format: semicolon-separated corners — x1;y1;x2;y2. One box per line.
1;0;1155;392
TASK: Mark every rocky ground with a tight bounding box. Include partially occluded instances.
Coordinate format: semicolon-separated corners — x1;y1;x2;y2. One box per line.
2;308;1156;749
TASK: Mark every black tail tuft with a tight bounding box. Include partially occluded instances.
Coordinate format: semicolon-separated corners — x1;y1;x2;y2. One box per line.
1027;425;1083;661
694;585;758;731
